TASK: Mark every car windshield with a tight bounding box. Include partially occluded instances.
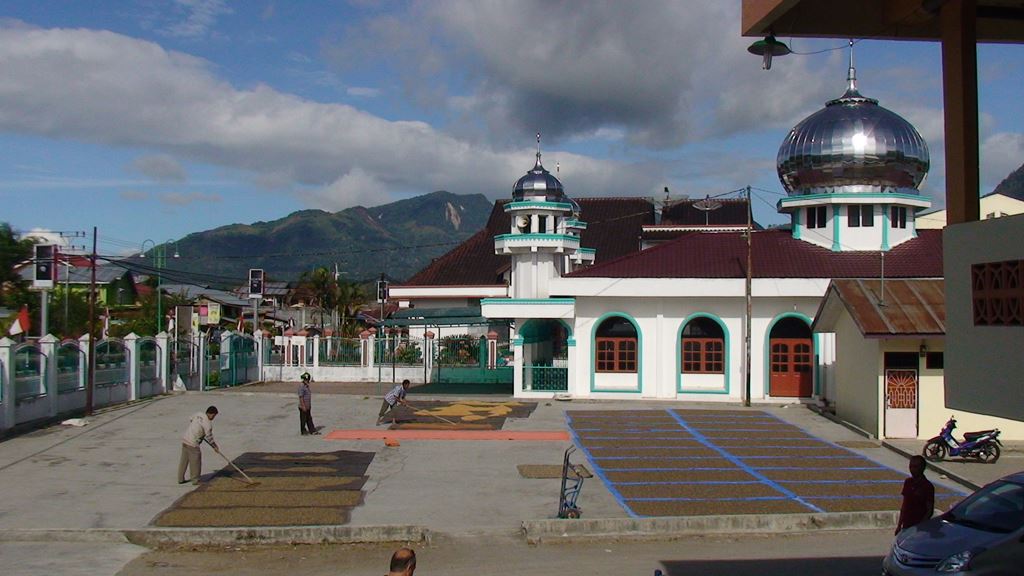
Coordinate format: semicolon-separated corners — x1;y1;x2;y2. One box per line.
946;480;1024;533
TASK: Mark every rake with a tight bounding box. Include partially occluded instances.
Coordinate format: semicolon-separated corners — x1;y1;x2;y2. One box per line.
205;439;259;486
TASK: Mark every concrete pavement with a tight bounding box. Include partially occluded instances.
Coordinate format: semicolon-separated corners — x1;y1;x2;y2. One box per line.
0;386;1015;573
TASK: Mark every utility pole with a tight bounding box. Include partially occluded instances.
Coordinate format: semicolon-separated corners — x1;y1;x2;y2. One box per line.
744;186;753;408
86;227;97;416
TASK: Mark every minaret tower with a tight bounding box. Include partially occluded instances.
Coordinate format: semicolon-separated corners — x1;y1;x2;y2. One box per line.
495;134;589;299
776;41;931;251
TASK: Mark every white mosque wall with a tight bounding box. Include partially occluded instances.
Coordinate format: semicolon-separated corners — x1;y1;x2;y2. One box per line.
564;291;828;402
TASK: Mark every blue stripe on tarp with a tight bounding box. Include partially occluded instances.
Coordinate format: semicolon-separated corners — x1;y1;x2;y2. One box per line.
667;409;825;513
601;467;742;472
565;412;639;518
625;496;791;502
748;466;886;471
591;456;732;461
612;480;762;486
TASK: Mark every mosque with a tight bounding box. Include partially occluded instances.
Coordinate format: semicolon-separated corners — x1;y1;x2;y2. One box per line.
391;57;943;408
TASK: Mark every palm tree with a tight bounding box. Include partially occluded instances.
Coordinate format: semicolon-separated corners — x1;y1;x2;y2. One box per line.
335;279;367;336
299;267;337;330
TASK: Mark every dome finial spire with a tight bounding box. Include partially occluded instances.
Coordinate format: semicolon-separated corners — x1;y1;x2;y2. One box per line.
535;132;542;167
847;39;857;92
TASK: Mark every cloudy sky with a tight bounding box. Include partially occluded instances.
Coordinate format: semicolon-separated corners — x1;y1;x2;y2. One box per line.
1;1;1021;255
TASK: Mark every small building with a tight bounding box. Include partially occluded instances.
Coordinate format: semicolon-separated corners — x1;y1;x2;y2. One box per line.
812;278;1024;440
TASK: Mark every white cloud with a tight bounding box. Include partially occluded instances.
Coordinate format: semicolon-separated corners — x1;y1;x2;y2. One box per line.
161;0;233;38
347;86;380;98
981;132;1024;192
130;154;187;182
0;23;661;211
161;191;222;206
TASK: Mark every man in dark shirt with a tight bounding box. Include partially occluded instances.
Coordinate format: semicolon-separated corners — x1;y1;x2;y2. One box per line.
298;372;318;435
896;455;935;534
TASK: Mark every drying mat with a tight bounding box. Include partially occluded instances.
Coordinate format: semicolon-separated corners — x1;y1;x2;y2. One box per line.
835;440;882;449
585;447;722;458
155;507;351;527
517;464;592;479
566;409;969;518
628;499;811;517
384;400;537;430
391;422;493;431
325;429;570;441
152;450;373;527
605;469;757;483
618;483;782;500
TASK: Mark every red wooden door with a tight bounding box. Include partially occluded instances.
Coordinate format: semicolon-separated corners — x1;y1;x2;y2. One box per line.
769;338;813;397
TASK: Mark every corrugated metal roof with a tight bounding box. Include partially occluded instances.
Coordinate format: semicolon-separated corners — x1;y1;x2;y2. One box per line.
814;278;945;337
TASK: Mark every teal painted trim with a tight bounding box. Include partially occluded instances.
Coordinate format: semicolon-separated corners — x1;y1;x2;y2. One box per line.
763;313;815;399
512;337;524;345
519;318;574;339
495;233;580;243
792;208;801;240
881;207;891;250
567;338;576;346
504;201;574;212
579;248;596;255
779;192;930;205
590;312;643;394
482;298;575;305
831;205;841;252
676;313;730;395
565;219;588;229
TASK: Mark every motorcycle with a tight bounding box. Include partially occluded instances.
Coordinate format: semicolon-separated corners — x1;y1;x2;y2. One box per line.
922;416;1002;463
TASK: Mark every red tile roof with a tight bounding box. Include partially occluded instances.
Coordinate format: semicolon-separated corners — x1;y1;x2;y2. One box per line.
567;229;943;279
403;198;655;286
660;198;751;227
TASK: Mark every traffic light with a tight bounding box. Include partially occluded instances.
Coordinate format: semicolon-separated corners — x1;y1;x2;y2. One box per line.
376;279;389;303
248;268;264;298
34;244;55;289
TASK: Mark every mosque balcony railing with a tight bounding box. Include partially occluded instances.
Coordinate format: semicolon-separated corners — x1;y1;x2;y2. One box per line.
494;233;581;254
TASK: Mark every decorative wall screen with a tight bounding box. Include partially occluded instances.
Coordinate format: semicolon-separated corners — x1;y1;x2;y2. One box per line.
972;259;1023;326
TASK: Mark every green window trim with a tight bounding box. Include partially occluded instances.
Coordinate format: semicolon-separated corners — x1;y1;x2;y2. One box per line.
590;312;642;393
676;313;730;395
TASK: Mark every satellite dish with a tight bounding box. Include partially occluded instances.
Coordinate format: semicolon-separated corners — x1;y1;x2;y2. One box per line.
516;215;530;230
693;195;723;226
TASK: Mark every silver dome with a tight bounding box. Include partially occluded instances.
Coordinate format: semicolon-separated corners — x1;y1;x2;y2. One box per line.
513;152;565;202
777;68;929;197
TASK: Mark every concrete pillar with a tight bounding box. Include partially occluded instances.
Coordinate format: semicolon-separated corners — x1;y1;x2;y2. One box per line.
39;334;58;417
198;333;208;392
124;333;140;401
513;335;524;395
0;337;14;431
367;328;377;370
360;330;372;368
424;331;435;381
254;329;265;383
78;333;91;394
312;334;321;368
220;330;232;386
486;331;498;369
940;0;980;225
155;331;170;394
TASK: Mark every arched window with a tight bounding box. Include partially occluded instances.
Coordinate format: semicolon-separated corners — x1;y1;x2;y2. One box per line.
595;316;637;373
681;317;724;374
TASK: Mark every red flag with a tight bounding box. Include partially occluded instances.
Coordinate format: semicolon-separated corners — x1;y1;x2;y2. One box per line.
8;304;30;336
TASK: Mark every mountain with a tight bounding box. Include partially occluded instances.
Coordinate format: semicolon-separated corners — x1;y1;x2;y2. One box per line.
152;191;494;287
988;162;1024;201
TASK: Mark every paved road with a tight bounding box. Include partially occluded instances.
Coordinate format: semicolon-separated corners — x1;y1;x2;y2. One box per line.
114;529;895;576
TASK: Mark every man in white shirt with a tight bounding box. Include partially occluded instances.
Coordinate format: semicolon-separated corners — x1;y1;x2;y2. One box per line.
178;406;219;485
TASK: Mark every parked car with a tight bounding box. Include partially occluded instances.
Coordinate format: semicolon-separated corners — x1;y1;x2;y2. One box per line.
883;471;1024;575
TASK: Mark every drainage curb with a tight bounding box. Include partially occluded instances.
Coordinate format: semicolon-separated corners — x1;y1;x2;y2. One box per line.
0;525;429;547
521;511;898;544
880;441;981;491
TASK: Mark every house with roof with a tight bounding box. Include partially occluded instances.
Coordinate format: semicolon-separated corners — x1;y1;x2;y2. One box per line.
396;58;950;409
812;278;1024;440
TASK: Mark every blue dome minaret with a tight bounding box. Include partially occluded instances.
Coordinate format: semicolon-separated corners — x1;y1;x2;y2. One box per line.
776;44;931;251
495;135;590;298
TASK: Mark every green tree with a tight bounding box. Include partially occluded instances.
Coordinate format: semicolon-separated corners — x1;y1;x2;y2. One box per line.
0;222;32;308
336;279;367;336
299;266;338;330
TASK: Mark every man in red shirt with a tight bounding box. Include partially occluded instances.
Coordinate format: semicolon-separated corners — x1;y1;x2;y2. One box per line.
896;455;935;534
